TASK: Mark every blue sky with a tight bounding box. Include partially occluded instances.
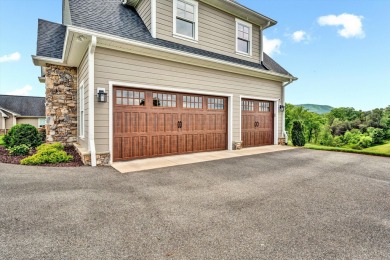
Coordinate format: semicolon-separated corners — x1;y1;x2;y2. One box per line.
0;0;389;111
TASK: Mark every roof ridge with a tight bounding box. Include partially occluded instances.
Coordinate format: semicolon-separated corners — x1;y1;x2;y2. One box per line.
0;94;45;98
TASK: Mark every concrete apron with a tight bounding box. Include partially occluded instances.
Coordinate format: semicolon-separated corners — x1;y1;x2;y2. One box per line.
112;145;295;173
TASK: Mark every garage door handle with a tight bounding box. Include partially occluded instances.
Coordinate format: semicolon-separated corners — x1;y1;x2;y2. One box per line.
255;122;259;127
178;121;182;128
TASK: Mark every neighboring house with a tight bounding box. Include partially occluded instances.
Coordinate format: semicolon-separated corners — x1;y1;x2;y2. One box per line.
33;0;297;166
0;95;46;135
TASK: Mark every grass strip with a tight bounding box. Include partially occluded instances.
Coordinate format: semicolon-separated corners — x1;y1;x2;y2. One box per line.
304;143;390;157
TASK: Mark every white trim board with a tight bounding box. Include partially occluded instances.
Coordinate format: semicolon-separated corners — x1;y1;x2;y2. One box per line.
239;95;279;145
108;81;233;165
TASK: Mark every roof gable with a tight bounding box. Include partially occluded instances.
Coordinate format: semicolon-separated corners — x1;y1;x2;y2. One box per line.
37;19;67;59
36;0;294;79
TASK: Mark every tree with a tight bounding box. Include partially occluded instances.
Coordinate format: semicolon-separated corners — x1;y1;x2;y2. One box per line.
292;121;306;146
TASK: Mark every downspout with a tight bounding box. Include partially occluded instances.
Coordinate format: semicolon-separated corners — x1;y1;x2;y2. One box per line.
151;0;157;38
260;21;271;65
282;79;293;144
88;36;97;167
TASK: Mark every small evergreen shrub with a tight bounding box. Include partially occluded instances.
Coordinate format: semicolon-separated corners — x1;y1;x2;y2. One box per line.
3;124;42;148
8;144;30;156
292;121;306;146
21;143;73;165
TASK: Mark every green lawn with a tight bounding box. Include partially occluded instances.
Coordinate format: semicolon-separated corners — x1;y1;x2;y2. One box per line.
0;135;4;146
304;142;390;157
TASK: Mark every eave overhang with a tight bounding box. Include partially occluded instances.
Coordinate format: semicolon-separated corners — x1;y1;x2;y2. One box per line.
32;25;296;83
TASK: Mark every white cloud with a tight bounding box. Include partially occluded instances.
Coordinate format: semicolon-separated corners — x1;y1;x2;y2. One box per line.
6;85;33;96
263;36;281;57
318;13;365;38
292;30;307;42
0;52;21;63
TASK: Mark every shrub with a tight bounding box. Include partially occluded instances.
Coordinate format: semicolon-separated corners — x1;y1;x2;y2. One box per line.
8;144;31;156
369;128;385;145
292;121;306;146
358;136;373;148
344;130;362;145
333;136;345;147
21;143;73;165
319;126;333;146
3;124;42;148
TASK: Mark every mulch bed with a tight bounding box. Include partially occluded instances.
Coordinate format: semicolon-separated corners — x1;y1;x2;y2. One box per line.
0;145;84;167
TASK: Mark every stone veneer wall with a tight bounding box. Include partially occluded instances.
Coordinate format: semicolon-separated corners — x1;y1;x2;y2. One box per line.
45;64;78;146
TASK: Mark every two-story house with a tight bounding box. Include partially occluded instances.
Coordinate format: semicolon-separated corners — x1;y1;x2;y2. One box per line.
33;0;296;166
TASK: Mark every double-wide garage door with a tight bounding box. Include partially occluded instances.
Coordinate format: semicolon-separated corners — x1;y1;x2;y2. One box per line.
241;99;274;147
113;87;228;161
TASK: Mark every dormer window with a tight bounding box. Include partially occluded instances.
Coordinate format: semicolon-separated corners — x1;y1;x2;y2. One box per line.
173;0;198;42
236;18;252;56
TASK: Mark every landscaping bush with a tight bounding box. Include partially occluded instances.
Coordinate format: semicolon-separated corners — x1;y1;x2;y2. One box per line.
319;126;333;146
358;136;373;148
21;143;73;165
8;144;30;156
292;121;306;146
3;124;42;149
369;128;385;145
332;136;345;147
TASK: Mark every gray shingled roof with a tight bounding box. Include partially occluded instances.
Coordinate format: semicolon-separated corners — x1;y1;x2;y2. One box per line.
0;95;45;117
36;0;293;77
37;19;66;59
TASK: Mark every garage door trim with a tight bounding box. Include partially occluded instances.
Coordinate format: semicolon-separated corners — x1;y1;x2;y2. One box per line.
239;95;279;146
108;81;233;164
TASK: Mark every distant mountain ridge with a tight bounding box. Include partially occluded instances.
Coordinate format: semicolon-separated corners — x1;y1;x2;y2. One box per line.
296;104;333;114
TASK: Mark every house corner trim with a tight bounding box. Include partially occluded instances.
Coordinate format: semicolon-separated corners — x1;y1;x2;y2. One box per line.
88;36;97;167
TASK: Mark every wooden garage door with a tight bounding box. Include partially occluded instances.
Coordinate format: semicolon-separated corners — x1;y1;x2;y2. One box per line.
113;87;228;161
241;99;274;147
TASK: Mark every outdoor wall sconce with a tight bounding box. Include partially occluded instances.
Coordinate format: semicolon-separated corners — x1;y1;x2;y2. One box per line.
279;105;285;112
97;88;107;103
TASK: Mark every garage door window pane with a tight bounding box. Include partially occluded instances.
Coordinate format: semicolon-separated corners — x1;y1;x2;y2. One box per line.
208;98;224;110
259;102;271;112
153;93;177;107
183;95;202;109
116;90;145;106
241;100;254;111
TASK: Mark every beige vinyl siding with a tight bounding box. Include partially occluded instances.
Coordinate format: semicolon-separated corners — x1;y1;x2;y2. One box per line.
16;118;40;127
5;115;15;129
156;0;260;64
136;0;152;31
0;117;5;130
77;50;89;149
94;47;282;153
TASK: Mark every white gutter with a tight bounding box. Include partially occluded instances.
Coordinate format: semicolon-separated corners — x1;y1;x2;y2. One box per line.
88;36;97;167
282;79;294;144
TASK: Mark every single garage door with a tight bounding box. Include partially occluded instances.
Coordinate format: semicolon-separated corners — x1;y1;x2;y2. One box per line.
113;87;228;161
241;99;274;147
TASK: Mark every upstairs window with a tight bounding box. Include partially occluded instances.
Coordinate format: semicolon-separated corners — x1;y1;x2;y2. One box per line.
173;0;198;42
236;19;252;56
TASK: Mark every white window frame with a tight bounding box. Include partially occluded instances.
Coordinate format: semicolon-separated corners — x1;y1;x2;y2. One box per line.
37;118;46;128
235;18;253;57
173;0;199;43
79;81;85;139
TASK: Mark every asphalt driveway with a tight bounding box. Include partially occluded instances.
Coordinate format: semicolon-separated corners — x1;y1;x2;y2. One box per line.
0;149;389;259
